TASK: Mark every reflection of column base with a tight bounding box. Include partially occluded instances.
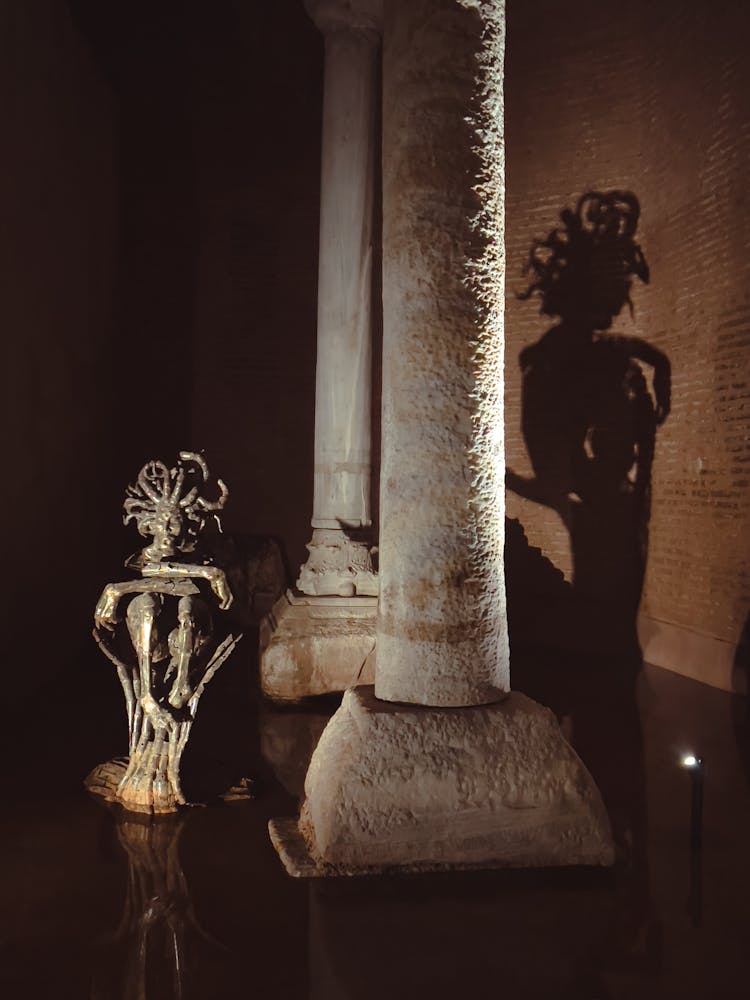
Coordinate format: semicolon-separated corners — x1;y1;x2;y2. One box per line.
259;703;331;798
297;528;378;597
269;686;614;875
259;591;377;702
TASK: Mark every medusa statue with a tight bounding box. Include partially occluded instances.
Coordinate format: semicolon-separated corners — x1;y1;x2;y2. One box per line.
87;453;242;815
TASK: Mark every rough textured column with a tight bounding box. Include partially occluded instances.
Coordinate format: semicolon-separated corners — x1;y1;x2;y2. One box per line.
297;0;382;599
270;0;614;876
374;0;509;706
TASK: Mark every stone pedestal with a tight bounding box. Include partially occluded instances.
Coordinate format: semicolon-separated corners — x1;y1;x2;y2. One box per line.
270;688;614;875
270;0;614;875
260;591;376;702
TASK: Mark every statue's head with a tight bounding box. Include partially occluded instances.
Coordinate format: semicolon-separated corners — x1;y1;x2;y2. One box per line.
123;451;228;566
519;190;649;330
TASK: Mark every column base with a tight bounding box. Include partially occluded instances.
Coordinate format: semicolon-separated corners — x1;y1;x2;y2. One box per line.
296;528;378;597
259;591;377;702
269;686;614;876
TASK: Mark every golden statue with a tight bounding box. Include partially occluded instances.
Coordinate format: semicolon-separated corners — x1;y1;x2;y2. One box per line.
86;452;242;814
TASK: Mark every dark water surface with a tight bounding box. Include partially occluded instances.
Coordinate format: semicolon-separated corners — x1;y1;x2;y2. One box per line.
2;651;749;999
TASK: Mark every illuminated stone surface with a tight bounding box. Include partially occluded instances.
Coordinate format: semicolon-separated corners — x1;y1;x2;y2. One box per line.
271;687;614;875
260;591;376;701
375;0;508;707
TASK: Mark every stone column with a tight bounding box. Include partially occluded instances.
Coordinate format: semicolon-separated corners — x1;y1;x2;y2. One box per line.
296;0;382;599
270;0;613;874
259;0;382;701
374;0;508;707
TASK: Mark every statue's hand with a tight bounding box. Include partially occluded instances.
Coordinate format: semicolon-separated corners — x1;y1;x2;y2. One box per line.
142;561;233;610
210;568;233;610
141;692;180;729
94;584;120;631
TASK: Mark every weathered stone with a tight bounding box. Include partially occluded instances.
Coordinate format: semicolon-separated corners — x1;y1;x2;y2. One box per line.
260;591;375;701
271;687;614;875
374;0;508;708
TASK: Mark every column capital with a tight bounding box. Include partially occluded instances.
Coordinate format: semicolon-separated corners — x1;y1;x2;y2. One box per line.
304;0;383;37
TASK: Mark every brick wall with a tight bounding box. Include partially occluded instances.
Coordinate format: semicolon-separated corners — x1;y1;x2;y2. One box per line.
505;0;750;685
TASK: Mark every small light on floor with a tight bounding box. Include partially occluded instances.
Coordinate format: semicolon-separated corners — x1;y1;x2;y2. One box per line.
681;753;705;850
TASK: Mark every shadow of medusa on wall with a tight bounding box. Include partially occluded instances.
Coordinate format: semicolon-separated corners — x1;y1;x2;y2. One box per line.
506;190;671;647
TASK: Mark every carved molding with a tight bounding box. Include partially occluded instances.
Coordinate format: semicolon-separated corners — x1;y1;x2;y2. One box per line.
297;527;378;597
304;0;383;36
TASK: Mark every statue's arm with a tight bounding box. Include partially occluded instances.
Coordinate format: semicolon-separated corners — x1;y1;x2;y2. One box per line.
618;336;671;425
94;577;200;630
141;561;233;610
505;469;574;528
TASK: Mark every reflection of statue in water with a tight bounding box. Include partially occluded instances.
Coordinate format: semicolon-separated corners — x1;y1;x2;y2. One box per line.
90;814;222;1000
86;452;242;814
507;191;671;638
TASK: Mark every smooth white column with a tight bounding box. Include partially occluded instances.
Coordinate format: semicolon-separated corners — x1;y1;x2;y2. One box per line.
297;0;382;597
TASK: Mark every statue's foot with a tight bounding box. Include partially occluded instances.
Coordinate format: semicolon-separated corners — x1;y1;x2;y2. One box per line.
84;757;129;802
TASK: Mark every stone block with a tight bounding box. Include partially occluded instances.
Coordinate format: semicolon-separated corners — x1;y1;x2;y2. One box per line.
270;686;614;874
259;591;376;702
